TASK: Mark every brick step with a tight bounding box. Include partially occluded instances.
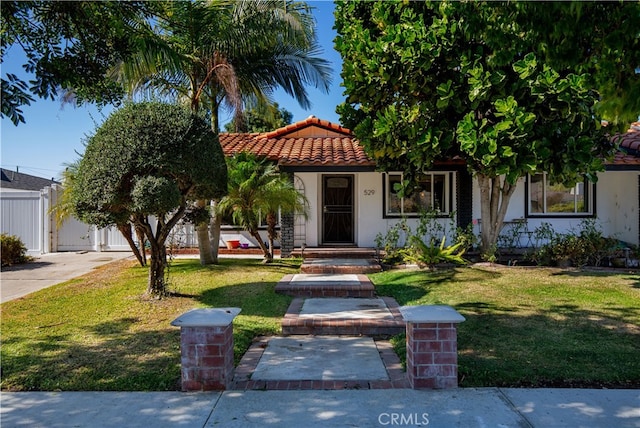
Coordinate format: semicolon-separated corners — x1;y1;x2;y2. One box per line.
291;247;378;259
300;258;382;275
275;274;376;298
281;297;405;336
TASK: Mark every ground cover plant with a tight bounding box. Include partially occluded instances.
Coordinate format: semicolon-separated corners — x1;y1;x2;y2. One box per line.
0;258;298;391
372;265;640;388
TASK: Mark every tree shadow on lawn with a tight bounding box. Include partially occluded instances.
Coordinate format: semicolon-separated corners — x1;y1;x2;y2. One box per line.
372;267;501;305
1;317;181;391
168;257;300;274
2;258;301;392
552;268;640;289
455;301;640;388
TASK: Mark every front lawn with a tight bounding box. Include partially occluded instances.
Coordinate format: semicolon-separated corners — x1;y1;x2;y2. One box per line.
371;265;640;388
0;258;299;391
2;258;638;391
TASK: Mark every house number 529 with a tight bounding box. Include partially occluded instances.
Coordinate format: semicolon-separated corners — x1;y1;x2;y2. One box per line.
363;189;375;196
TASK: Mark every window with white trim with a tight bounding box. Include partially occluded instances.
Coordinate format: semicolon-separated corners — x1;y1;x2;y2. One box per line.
527;173;594;216
385;172;451;216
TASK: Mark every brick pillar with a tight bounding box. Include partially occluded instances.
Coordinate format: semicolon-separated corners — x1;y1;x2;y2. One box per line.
171;308;241;391
399;305;465;389
280;212;294;258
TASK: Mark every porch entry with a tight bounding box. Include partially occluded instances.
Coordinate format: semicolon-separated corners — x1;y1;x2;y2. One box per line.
322;175;354;245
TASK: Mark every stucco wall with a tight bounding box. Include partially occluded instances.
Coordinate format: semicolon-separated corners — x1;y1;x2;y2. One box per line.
293;170;639;249
294;171;460;248
470;172;640;246
597;171;639;245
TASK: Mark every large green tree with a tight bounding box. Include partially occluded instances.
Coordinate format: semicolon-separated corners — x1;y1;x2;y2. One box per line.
217;152;308;263
115;0;331;264
224;102;293;133
1;1;157;125
335;0;639;253
69;102;227;296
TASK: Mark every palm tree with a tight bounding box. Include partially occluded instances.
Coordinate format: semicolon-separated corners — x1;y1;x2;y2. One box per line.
113;0;331;264
217;152;308;263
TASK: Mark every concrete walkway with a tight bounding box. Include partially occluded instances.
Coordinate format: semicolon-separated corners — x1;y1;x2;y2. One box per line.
2;388;639;427
0;251;134;303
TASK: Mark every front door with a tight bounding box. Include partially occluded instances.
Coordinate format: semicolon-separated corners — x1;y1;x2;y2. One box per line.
322;175;354;245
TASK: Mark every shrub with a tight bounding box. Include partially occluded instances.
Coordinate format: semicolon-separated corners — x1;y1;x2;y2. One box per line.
375;218;411;264
454;223;480;253
402;236;467;269
1;233;30;266
530;220;618;267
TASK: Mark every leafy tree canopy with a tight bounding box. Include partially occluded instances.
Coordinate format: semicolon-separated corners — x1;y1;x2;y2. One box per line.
335;0;639;251
1;1;157;125
224;102;293;133
72;102;227;228
70;101;227;295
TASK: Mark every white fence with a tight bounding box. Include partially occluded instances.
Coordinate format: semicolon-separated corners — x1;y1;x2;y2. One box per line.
1;185;129;254
1;184;264;255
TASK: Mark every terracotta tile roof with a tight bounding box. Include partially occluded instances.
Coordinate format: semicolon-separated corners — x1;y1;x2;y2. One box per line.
219;117;375;168
608;122;640;168
261;116;352;139
219;118;640;170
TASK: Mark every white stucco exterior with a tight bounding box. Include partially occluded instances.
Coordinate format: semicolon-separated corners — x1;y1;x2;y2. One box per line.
293;170;640;248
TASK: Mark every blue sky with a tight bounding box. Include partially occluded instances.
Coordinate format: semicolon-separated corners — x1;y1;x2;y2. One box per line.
0;1;342;181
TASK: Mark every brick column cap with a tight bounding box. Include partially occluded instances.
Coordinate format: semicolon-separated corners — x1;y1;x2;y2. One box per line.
171;307;241;327
399;305;465;323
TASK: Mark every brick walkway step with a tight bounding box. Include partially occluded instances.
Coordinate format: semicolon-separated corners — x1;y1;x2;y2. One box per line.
291;247;378;259
300;258;382;275
232;336;409;390
281;297;405;336
275;274;376;298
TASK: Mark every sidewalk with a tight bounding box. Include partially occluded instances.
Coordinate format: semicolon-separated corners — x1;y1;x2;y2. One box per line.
1;388;639;427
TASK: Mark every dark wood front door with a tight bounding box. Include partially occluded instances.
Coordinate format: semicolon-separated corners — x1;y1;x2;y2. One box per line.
322;175;354;244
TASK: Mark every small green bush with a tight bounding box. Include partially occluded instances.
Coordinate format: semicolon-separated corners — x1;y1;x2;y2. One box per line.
1;233;30;266
375;218;411;264
530;219;618;267
402;235;467;269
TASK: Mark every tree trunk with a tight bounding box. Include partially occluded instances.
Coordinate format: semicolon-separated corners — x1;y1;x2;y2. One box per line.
140;207;187;297
209;200;221;264
477;174;517;256
147;243;167;297
116;223;146;266
134;223;147;266
195;199;214;265
250;229;271;263
266;211;277;261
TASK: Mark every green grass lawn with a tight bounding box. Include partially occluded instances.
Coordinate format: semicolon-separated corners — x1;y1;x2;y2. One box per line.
2;259;638;391
0;258;298;391
371;265;640;388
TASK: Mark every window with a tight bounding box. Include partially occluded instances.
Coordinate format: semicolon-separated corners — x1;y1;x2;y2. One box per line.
527;173;594;216
385;172;451;216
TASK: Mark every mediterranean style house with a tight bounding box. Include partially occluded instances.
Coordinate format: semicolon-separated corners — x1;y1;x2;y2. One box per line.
219;117;640;256
3;119;638;256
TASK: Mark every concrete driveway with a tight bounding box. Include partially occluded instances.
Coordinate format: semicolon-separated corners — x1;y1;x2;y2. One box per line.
1;251;133;303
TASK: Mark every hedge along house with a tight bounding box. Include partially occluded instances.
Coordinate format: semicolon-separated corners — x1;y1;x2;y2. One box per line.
219;117;640;257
